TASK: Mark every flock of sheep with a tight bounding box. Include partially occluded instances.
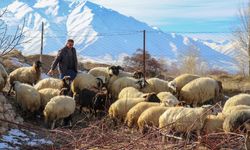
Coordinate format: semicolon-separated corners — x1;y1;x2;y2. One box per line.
0;60;250;139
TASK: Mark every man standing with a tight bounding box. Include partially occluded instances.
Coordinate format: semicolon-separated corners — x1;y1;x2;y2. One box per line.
47;39;78;80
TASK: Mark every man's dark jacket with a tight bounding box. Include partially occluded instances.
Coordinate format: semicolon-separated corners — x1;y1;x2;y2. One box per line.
51;46;78;74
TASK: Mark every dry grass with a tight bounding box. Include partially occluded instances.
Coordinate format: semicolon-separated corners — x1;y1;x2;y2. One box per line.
211;74;250;97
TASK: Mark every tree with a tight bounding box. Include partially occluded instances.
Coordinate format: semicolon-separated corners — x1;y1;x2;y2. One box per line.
123;49;165;77
178;44;208;75
233;1;250;75
0;9;25;56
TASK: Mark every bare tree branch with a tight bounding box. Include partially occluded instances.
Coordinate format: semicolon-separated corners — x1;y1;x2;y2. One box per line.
0;9;7;18
233;1;250;75
0;8;27;56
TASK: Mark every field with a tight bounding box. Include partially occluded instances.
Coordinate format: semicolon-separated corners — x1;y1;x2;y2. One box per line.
0;51;250;149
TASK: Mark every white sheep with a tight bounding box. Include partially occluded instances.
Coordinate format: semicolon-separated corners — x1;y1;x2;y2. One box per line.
222;105;250;116
202;113;225;134
157;92;179;106
223;109;250;132
137;106;169;133
140;78;172;94
106;70;136;91
88;66;128;90
88;67;113;79
13;81;41;113
222;94;250;114
118;87;147;99
0;63;8;92
44;95;76;129
8;60;42;94
125;102;160;128
34;76;71;91
38;88;60;109
110;77;143;99
71;72;104;95
88;65;124;78
159;105;212;135
179;77;223;107
109;93;161;121
168;74;200;96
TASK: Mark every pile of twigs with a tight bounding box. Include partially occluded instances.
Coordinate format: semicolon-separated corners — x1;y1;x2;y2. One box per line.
0;116;247;150
47;117;246;150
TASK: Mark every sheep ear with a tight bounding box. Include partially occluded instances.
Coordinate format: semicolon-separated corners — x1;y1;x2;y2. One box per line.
117;66;124;71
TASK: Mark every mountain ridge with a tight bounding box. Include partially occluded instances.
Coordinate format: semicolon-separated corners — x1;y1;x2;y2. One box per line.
0;0;237;72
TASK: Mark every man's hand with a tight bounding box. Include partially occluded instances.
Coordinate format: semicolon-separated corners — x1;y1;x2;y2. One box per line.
47;69;56;76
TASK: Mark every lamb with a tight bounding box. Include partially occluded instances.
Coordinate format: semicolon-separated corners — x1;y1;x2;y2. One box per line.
13;81;41;113
74;88;107;116
140;78;173;94
71;72;104;95
202;113;225;134
34;76;71;91
8;60;42;94
156;92;179;106
137;105;169;133
108;93;160;121
118;87;148;99
38;88;60;109
0;63;8;92
179;77;223;107
223;109;250;132
125;102;160;128
43;88;76;129
110;76;144;100
222;94;250;114
168;74;200;97
159;105;212;135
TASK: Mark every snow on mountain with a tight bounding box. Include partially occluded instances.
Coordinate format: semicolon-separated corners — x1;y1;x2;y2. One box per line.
0;0;237;72
202;40;238;57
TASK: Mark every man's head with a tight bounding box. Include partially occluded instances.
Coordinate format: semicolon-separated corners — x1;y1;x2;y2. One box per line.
66;39;74;49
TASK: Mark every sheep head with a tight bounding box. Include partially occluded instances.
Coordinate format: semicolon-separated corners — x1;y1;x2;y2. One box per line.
168;81;177;96
135;78;149;89
143;92;161;103
96;77;104;90
108;65;124;76
63;76;71;85
133;71;144;79
93;92;107;111
33;60;42;70
60;88;70;96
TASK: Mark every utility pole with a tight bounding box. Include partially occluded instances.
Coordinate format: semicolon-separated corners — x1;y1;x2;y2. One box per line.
40;22;44;62
143;30;146;78
248;35;250;76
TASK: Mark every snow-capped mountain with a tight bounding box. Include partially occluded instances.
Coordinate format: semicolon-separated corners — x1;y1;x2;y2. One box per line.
202;40;239;58
0;0;236;72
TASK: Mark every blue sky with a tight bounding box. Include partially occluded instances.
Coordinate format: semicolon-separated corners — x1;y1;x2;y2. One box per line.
0;0;247;40
89;0;247;40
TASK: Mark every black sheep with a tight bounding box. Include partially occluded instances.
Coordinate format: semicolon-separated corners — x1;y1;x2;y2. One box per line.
75;88;107;116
